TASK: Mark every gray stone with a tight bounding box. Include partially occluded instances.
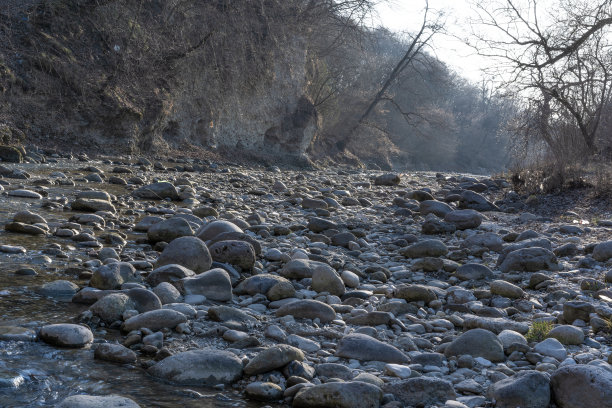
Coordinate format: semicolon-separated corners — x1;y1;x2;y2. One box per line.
281;259;333;279
90;262;142;290
196;220;243;242
134;216;163;232
444;209;483;230
244;344;304;375
593;241;612;262
547;325;585;345
38;280;80;297
39;324;93;348
499;247;557;273
489;370;550;408
551;364;612;408
498;330;528;350
133;182;179;200
395;284;438;302
146;264;195;287
563;301;594;323
335;333;409;363
462;232;504;252
155;236;212;273
307;217;338;232
13;210;46;224
375;173;400;186
400;239;448;258
125;288;162;313
458;190;498;211
420;200;453;217
71;198;115;213
462;314;529;334
490;280;525;299
153;282;182;304
94;343;137;364
8;189;42;199
275;299;336;323
181;268;232;301
245;382;283;401
311;264;345;296
208;240;256;270
56;395;140;408
147;217;193;243
208;305;258;325
90;293;135;322
148;349;242;385
455;263;493;281
534;338;567;361
122;309;187;332
444;328;505;362
293;381;383;408
383;377;456;407
5;222;46;235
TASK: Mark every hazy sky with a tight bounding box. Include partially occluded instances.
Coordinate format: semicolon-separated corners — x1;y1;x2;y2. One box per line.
375;0;490;83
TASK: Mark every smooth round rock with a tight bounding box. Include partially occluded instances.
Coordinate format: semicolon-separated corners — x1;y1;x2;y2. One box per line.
148;349;242;385
39;324;94;348
56;395;140;408
155;236;212;273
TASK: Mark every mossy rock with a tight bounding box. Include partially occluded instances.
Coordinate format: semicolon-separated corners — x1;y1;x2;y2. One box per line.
0;145;23;163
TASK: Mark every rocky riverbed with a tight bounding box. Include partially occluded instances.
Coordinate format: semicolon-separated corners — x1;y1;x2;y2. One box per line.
1;152;612;408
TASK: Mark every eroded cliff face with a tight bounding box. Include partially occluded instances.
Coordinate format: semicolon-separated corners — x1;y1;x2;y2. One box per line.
0;0;319;158
164;40;318;155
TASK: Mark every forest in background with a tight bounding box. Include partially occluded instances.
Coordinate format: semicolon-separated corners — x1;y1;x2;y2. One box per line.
0;0;514;173
1;0;611;180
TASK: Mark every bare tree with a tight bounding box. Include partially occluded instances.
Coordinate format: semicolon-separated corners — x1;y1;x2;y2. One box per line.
469;0;612;160
358;0;444;125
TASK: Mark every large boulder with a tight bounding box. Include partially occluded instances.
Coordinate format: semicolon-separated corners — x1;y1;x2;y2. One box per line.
56;395;140;408
281;259;333;279
374;173;400;186
419;200;453;217
196;220;243;241
400;239;448;258
455;263;493;281
90;262;142;290
335;333;409;363
71;198;115;213
499;247;558;273
275;299;336;323
147;217;193;243
311;264;345;296
244;345;304;375
593;241;612;262
208;240;256;270
155;236;212;273
383;377;456;407
489;370;550;408
39;324;93;348
444;209;483;230
121;309;187;332
458;190;498;211
490;280;525;299
90;293;135;322
444;328;505;362
181;268;232;301
293;381;383;408
551;364;612;408
133;182;179;200
146;264;195;287
148;349;242;385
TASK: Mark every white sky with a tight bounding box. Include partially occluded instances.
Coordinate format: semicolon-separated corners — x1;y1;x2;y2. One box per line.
374;0;490;84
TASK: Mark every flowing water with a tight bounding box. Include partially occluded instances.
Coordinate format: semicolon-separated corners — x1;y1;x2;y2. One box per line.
0;159;259;407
